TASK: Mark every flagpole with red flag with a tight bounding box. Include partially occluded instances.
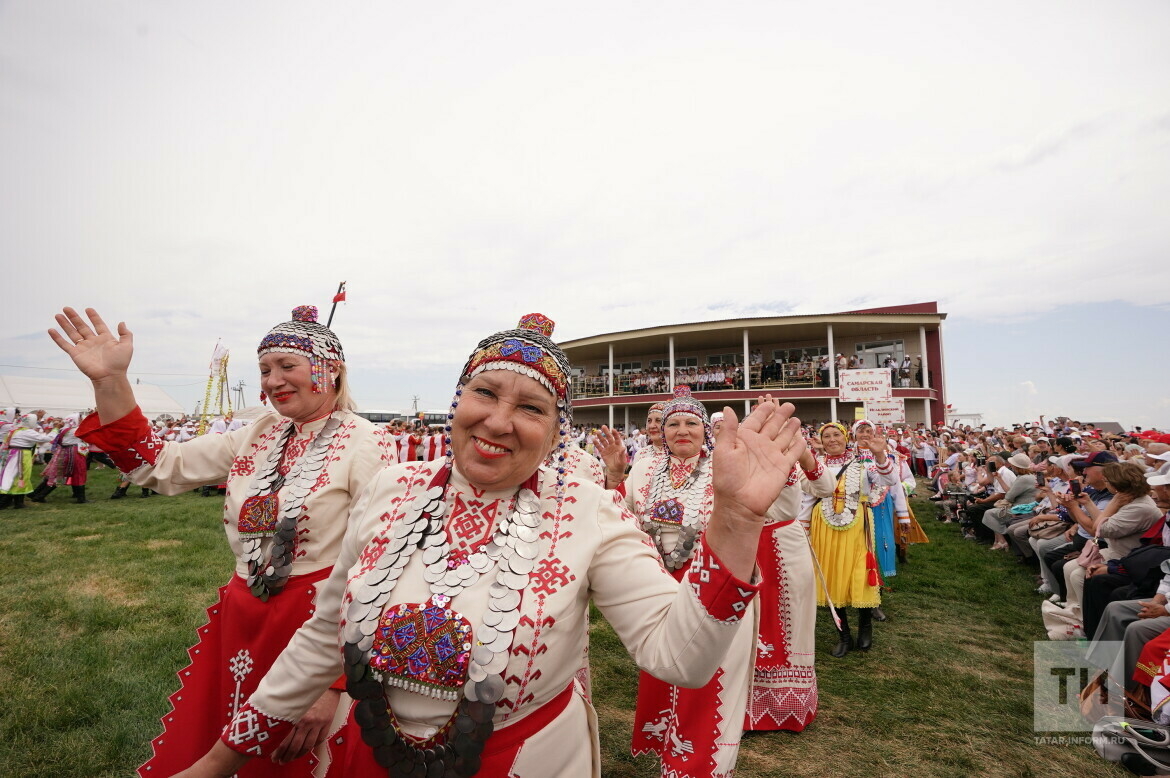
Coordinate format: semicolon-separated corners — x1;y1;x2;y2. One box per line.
327;281;346;327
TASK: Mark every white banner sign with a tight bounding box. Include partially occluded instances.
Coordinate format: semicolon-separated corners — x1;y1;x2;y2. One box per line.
838;368;892;401
865;398;906;425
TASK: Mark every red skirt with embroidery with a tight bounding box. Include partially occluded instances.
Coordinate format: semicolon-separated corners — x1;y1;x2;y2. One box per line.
138;568;333;778
631;564;732;777
743;521;818;732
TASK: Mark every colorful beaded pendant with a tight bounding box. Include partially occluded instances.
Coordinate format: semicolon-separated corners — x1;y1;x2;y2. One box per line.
369;596;473;702
650;498;685;527
238;493;279;537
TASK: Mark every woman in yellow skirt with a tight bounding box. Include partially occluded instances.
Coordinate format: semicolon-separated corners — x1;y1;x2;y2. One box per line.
808;422;904;658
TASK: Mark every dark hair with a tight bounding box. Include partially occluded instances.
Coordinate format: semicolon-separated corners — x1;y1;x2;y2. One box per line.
1103;462;1151;498
1054;437;1077;454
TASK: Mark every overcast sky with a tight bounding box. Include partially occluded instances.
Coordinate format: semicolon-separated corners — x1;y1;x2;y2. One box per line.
2;1;1167;428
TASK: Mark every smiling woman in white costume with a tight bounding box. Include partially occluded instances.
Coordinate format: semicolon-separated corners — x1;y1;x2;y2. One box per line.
49;305;397;778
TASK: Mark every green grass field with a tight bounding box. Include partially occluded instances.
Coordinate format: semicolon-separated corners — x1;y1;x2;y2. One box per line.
0;467;1125;777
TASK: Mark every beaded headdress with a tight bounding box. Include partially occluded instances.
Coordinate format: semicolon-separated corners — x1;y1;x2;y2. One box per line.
257;305;345;394
447;313;573;491
660;386;713;455
646;401;666;420
460;313;570;405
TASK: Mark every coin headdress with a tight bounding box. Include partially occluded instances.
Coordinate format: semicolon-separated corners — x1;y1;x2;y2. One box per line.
257;305;345;394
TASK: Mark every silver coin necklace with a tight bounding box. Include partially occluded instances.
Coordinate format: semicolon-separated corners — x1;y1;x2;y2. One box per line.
643;453;710;572
237;412;345;600
342;465;542;777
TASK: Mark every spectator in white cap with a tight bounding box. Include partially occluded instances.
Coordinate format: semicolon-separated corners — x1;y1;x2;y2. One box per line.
982;453;1040;551
1145;444;1170;476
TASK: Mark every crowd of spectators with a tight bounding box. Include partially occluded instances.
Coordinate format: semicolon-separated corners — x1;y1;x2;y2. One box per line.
0;408;251;501
916;415;1170;746
571;352;930;398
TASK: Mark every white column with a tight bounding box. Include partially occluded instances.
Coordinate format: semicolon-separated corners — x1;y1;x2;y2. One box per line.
668;336;676;392
826;324;836;388
608;344;615;397
919;325;930;389
623;405;629;433
744;399;751;417
609;404;614;428
923;398;931;428
742;329;750;392
831;397;838;423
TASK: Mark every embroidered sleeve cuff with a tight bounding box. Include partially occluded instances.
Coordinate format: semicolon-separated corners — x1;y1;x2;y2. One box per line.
76;406;164;472
802;460;825;481
221;700;296;758
871;457;895;474
685;544;760;624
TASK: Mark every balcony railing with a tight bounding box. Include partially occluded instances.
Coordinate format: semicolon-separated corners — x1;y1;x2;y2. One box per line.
570;363;928;400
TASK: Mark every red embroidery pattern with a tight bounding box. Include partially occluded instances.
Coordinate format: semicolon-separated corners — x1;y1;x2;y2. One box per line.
529;558;573;598
357;528;391;573
105;429;165;472
507;481;577;712
222;701;294;757
229;456;255;478
504;608;555;715
229;421;284;479
446;492;501;556
686;543;757;624
279;435;311;477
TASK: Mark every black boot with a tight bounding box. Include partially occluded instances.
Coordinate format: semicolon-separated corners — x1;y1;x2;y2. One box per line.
12;495;25;509
29;480;54;502
857;608;874;651
72;485;88;504
0;495;11;510
872;606;888;622
896;544;907;564
141;487;151;498
111;484;129;499
831;611;853;658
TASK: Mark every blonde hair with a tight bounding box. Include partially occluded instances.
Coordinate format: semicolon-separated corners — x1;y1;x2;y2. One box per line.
332;361;357;412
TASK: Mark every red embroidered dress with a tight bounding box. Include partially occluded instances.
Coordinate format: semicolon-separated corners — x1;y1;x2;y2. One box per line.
627;452;835;776
219;459;758;777
78;406;397;777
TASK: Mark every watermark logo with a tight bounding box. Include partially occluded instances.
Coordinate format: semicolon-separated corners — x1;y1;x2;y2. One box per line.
1034;641;1123;735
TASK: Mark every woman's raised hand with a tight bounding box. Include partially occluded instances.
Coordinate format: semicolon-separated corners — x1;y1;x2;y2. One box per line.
48;307;134;383
594;425;629;484
712;400;806;519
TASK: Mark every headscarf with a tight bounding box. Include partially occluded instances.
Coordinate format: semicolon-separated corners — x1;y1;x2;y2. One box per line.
851;418;875;437
818;421;849;441
257;305;345;394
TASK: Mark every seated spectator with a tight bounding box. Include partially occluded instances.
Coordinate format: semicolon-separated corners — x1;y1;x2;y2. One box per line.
1051;460;1162;617
981;454;1038;551
1086;472;1170;713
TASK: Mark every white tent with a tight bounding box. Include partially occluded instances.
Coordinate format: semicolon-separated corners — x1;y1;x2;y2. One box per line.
0;375;186;419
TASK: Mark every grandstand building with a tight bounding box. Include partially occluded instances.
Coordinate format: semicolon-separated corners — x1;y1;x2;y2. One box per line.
559;302;947;430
